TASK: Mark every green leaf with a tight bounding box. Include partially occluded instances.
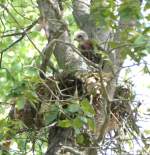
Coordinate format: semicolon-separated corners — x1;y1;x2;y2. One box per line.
144;1;150;10
109;41;119;48
90;0;115;28
76;133;91;146
120;48;129;59
81;99;95;115
120;31;128;40
76;134;84;145
79;116;87;124
74;128;81;135
16;97;26;109
144;130;150;134
67;103;81;113
87;118;96;131
146;14;150;21
119;0;140;21
44;105;59;124
58;119;72;128
72;117;83;129
134;35;147;46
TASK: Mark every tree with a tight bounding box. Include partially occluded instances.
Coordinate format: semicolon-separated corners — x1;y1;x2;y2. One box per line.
0;0;150;155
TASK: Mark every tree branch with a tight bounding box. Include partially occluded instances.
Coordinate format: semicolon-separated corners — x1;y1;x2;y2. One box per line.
61;146;82;155
72;0;95;38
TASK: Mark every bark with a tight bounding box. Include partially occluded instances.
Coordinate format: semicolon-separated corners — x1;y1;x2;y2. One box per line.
45;127;74;155
37;0;91;74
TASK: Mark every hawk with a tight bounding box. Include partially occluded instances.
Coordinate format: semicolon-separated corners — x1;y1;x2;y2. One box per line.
74;30;102;64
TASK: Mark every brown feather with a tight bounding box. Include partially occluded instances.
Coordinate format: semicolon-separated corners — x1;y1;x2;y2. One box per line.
79;40;101;64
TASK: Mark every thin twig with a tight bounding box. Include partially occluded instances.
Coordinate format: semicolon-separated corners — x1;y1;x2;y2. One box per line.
1;32;25;37
61;146;82;155
0;34;25;54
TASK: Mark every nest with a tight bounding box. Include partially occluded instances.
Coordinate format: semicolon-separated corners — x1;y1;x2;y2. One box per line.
9;72;137;142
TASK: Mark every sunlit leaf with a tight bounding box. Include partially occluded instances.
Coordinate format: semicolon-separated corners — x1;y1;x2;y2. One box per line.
87;118;96;131
81;99;95;115
58;119;72;128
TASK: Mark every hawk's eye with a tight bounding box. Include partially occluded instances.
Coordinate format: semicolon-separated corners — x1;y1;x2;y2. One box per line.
77;35;83;39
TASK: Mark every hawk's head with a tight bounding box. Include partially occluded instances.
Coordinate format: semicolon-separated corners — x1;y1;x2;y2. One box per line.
74;30;89;43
